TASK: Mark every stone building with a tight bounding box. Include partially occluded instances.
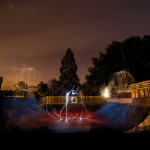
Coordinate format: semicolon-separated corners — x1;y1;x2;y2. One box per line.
130;80;150;98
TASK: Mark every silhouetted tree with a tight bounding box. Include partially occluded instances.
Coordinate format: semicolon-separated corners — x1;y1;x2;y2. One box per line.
84;35;150;95
48;78;61;96
36;81;48;97
59;48;80;95
14;81;28;96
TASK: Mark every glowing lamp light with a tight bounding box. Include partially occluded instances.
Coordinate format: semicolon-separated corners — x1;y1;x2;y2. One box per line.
103;87;110;98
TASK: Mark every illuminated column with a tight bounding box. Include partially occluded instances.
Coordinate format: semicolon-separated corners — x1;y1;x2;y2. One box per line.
131;89;136;98
148;88;150;98
135;89;139;98
144;88;148;98
134;89;136;98
140;88;144;98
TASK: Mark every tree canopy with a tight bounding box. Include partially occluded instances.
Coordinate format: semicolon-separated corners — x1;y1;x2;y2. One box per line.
36;81;48;97
48;78;61;96
82;35;150;96
59;48;80;95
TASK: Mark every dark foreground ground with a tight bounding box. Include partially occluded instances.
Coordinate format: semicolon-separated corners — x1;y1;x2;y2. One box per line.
0;130;150;149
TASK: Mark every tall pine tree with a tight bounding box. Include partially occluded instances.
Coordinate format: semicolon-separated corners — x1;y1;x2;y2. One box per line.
59;48;80;95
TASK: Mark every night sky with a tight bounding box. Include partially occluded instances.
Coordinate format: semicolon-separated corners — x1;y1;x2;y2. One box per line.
0;0;150;89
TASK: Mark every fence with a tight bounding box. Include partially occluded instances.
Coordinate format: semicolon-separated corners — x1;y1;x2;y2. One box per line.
42;96;105;104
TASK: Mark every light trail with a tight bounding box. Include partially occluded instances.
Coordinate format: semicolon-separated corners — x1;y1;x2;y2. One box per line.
46;86;89;121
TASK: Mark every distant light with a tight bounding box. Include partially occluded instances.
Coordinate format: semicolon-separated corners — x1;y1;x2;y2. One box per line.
102;87;110;98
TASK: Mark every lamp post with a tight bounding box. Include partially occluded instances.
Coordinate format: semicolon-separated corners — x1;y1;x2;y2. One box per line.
0;77;3;90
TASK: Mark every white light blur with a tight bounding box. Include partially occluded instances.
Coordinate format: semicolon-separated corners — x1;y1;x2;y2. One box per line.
102;87;110;98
